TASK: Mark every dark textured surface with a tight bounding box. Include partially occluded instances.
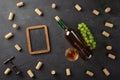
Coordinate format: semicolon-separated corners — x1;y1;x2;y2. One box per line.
30;28;47;51
0;0;120;80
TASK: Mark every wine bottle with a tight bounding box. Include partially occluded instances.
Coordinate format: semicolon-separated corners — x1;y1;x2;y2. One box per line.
55;16;93;60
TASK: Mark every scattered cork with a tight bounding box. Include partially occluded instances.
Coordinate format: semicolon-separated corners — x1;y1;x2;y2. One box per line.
106;45;112;50
86;70;94;77
14;44;22;51
75;4;82;11
66;68;71;76
35;61;43;70
27;70;34;78
102;68;110;76
102;31;110;37
16;2;24;7
105;22;114;28
5;32;14;39
51;3;57;9
4;68;11;75
92;9;100;15
105;7;111;13
35;8;43;16
12;24;19;30
51;70;56;75
8;12;14;21
108;53;116;60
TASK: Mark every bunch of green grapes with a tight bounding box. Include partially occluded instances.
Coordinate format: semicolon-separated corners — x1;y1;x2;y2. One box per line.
78;23;96;50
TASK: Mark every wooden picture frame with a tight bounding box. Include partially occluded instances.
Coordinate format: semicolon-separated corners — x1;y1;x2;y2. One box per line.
26;25;50;54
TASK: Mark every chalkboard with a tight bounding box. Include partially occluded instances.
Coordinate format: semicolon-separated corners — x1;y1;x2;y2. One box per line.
26;25;50;54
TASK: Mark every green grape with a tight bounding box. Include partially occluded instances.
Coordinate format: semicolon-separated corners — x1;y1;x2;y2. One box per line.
86;29;90;33
92;45;96;49
82;33;87;37
83;25;87;29
81;23;85;26
87;31;91;35
84;37;88;41
92;42;96;49
93;42;96;46
89;35;94;39
84;27;89;31
78;24;82;29
80;31;83;34
80;28;85;32
85;39;89;44
87;44;91;48
83;30;87;34
89;40;94;43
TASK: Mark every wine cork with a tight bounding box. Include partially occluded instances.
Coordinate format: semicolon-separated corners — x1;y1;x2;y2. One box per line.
35;61;43;70
52;3;57;9
5;32;14;39
108;53;116;60
105;22;113;28
66;68;71;76
12;24;19;29
102;31;110;37
16;2;24;7
106;46;112;50
92;9;100;15
51;70;56;75
14;44;22;51
35;8;43;16
75;4;82;11
8;12;14;21
102;68;110;76
105;7;111;13
27;70;34;78
4;68;11;75
86;70;94;77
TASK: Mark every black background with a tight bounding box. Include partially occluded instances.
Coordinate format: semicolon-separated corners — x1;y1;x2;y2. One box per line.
0;0;120;80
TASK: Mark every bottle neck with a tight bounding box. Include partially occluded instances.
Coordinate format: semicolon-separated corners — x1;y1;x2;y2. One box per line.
57;19;67;30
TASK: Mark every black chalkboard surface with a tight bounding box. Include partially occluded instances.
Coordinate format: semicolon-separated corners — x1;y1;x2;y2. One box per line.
30;28;47;51
0;0;120;80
